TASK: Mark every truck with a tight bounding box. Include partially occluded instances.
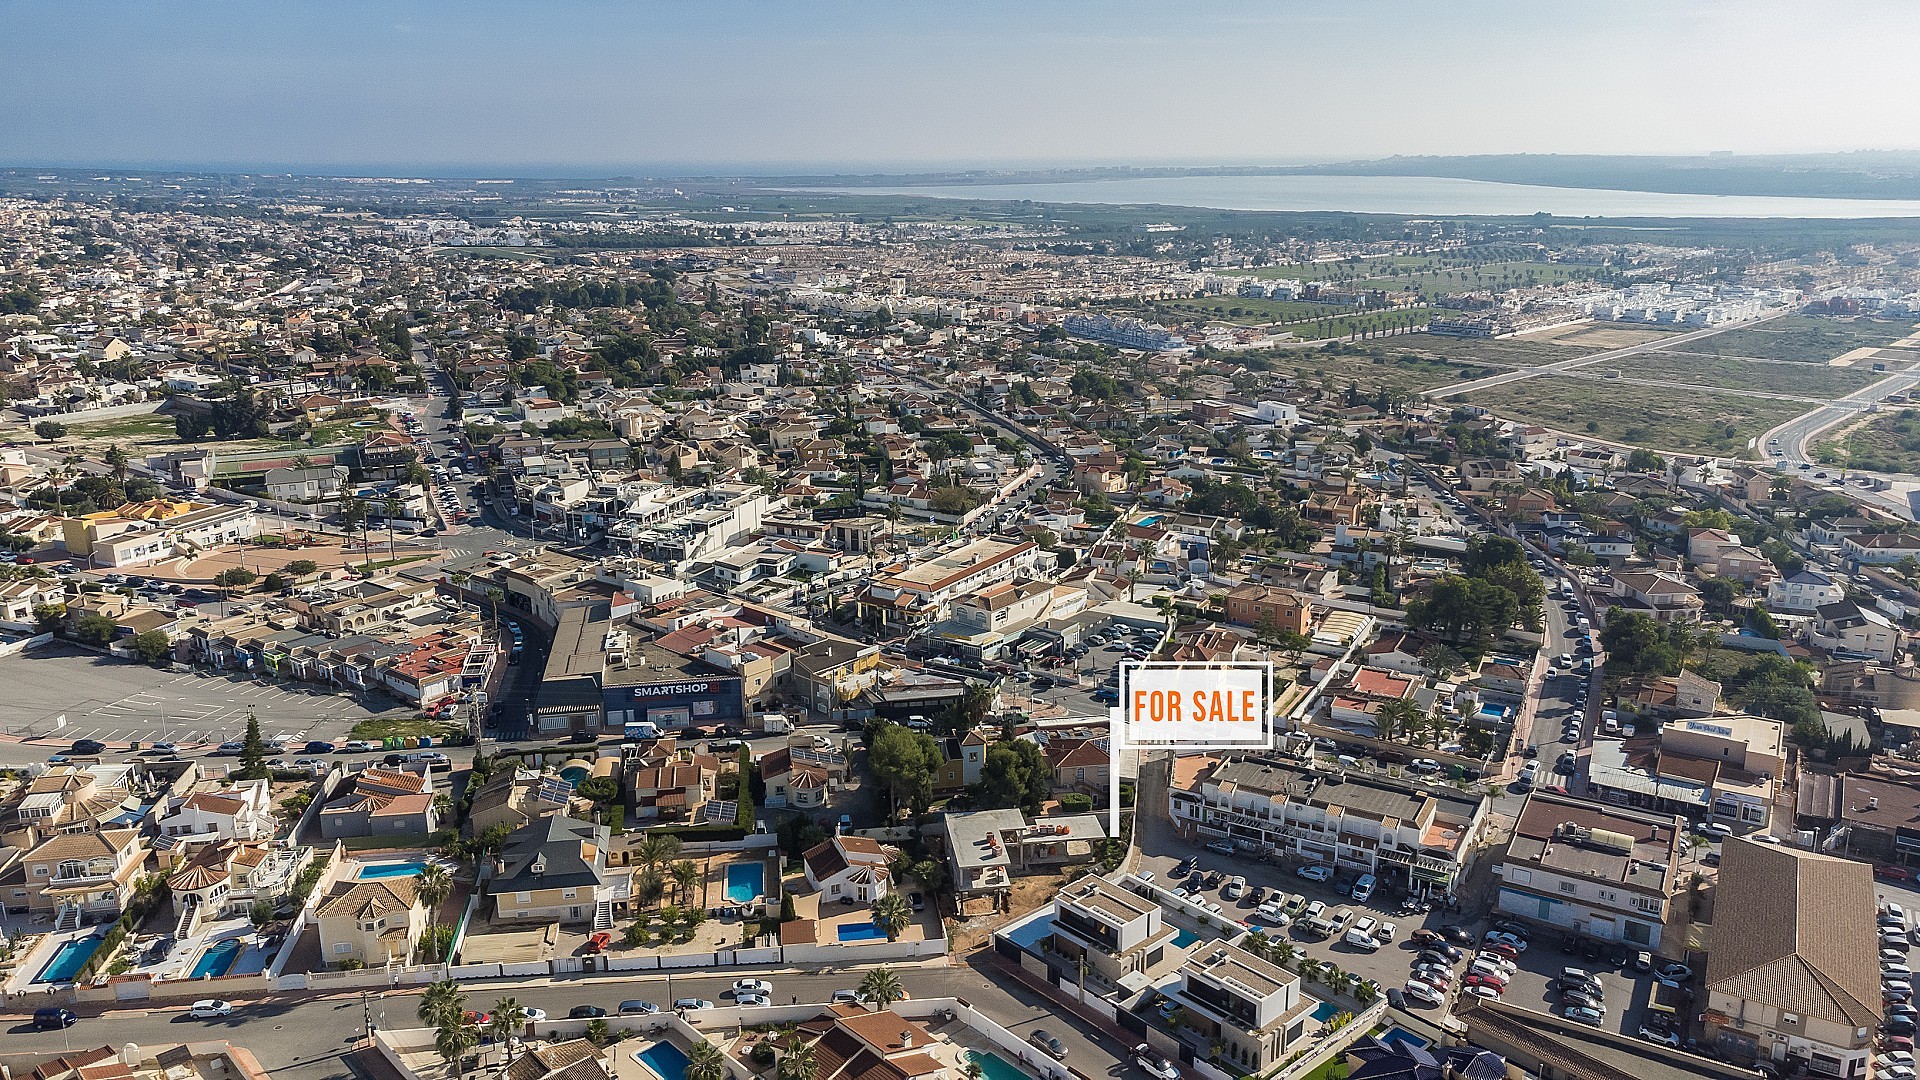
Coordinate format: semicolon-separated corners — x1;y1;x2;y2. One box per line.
753;712;794;734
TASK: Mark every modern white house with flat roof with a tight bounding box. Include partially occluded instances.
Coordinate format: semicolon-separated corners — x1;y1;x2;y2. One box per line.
1176;941;1321;1072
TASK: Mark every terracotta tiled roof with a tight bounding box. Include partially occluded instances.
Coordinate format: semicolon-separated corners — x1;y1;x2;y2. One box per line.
1706;839;1879;1028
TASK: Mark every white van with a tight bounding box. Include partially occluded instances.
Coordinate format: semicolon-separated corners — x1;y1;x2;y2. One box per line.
1351;874;1376;902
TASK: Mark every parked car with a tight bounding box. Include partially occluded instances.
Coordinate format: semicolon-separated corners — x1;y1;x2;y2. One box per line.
33;1007;78;1030
303;741;336;754
1030;1031;1068;1060
618;1001;660;1016
189;999;234;1019
672;999;714;1012
732;979;774;997
568;1006;607;1019
1296;864;1333;882
1402;980;1444;1006
69;739;107;756
1564;1005;1606;1026
1132;1046;1179;1080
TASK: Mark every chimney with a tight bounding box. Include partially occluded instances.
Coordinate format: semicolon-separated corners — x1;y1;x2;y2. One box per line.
900;1032;912;1049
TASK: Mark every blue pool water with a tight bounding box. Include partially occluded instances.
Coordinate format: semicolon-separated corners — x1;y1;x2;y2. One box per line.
1003;913;1055;954
969;1052;1029;1080
837;921;885;942
34;935;102;983
1379;1027;1431;1052
358;860;426;880
724;863;764;904
190;937;244;978
1310;1001;1342;1023
1171;928;1200;948
634;1041;692;1080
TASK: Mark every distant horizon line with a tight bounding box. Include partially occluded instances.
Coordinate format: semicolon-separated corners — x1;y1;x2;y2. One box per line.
7;149;1920;183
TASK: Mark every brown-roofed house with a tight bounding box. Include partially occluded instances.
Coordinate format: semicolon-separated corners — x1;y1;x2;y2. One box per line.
1702;839;1879;1075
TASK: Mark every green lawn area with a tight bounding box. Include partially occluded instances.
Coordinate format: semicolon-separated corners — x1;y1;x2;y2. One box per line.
61;412;178;441
1235;252;1598;297
1157;295;1379;324
1399;333;1604;368
1814;407;1920;474
1463;375;1809;456
1251;347;1498;398
1682;315;1917;362
432;245;553;262
1614;352;1888;397
349;716;463;741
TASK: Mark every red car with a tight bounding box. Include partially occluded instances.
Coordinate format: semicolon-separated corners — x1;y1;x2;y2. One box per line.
464;1011;490;1026
584;931;612;954
1879;865;1916;882
1484;942;1520;960
1462;973;1507;991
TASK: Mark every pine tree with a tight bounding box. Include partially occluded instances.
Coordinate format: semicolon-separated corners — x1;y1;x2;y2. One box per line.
239;710;267;779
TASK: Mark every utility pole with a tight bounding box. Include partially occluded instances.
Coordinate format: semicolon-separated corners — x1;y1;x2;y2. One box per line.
363;988;375;1041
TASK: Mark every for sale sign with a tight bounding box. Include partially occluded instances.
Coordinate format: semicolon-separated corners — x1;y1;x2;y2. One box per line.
1114;661;1273;751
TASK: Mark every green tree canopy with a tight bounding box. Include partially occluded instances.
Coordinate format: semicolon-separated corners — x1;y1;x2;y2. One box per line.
974;739;1050;811
868;724;941;815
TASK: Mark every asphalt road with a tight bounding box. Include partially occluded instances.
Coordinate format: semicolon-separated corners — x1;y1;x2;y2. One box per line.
0;963;1127;1080
1758;367;1920;521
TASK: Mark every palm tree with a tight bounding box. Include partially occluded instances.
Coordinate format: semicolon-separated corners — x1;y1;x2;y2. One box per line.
415;862;451;925
1269;941;1298;968
685;1042;727;1080
489;997;528;1059
485;587;505;631
418;978;466;1028
775;1040;819;1080
383;495;403;561
857;966;905;1009
870;892;912;943
435;1021;479;1080
671;860;701;906
1241;929;1270;959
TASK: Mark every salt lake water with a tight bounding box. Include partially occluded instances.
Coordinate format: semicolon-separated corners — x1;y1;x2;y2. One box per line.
809;174;1920;219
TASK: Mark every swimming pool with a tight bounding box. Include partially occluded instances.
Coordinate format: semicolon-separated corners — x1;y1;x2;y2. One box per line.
724;862;764;904
837;921;885;942
968;1050;1031;1080
1170;928;1200;948
33;935;102;983
189;937;244;978
1002;912;1055;954
357;860;426;880
633;1041;692;1080
1310;1000;1343;1023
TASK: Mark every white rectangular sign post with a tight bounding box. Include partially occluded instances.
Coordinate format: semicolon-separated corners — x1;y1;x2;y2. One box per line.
1110;661;1274;838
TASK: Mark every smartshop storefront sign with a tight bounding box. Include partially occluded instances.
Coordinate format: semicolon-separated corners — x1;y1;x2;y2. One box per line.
631;680;717;698
1109;661;1273;834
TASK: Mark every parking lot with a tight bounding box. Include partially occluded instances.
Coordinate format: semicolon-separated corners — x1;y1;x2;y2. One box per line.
0;644;413;761
1003;623;1162;717
1136;832;1676;1045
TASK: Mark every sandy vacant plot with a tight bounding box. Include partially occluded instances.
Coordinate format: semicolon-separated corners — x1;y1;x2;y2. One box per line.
1522;324;1681;349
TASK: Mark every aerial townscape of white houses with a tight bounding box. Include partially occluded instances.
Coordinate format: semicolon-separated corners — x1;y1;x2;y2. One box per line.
8;176;1920;1080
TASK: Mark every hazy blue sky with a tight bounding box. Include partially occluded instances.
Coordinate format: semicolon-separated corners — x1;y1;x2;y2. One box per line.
5;0;1917;173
